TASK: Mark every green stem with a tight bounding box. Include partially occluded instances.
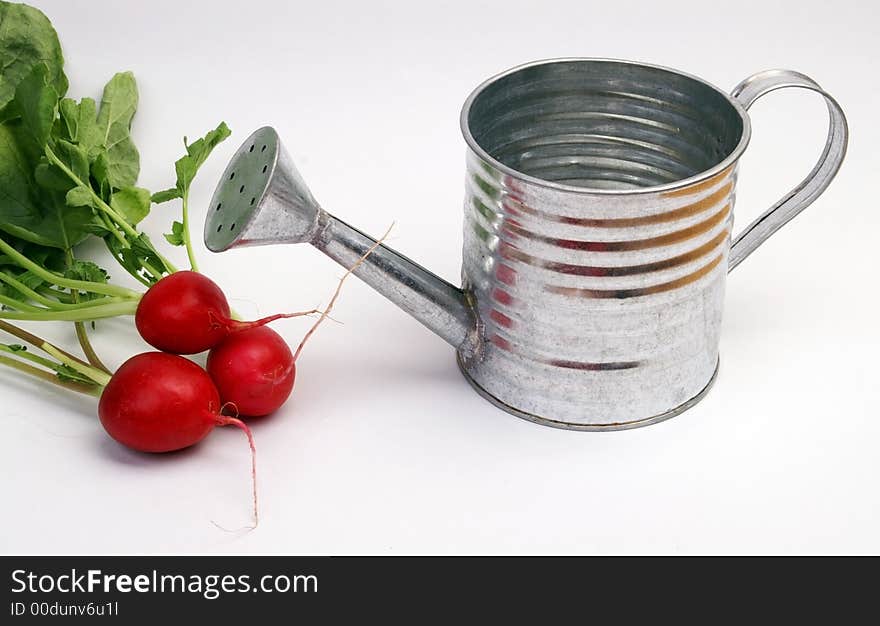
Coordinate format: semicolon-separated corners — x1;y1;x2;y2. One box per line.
130;270;153;288
0;353;101;396
0;271;122;312
41;343;111;387
0;344;58;369
0;294;43;313
0;237;140;300
66;249;111;375
0;300;138;322
98;213;166;286
35;286;75;303
0;319;96;371
74;322;110;374
101;239;153;288
0;319;108;387
181;188;199;272
99;212;128;247
45;146;140;239
45;146;178;275
0;272;67;308
141;258;165;282
1;293;132;314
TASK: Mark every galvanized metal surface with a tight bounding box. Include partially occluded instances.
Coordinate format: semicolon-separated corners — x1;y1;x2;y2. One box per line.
313;214;478;356
728;70;848;270
205;127;320;252
205;58;847;430
458;60;736;424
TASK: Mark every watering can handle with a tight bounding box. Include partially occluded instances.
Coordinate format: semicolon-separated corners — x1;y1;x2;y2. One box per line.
727;70;848;271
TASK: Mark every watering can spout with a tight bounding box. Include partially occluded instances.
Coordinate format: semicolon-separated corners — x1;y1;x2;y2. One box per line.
310;216;477;351
204;127;478;354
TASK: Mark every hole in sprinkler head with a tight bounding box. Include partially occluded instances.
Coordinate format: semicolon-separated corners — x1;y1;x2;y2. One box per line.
250;197;255;206
262;164;268;173
229;172;235;180
231;223;236;230
216;224;223;232
239;185;245;194
216;203;222;211
261;145;267;152
249;144;254;153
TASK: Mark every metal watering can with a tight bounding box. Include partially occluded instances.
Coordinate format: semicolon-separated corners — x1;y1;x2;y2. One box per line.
204;59;847;430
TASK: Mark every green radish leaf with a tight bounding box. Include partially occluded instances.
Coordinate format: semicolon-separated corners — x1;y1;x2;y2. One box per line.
0;264;42;299
34;158;73;191
172;122;231;195
16;269;45;291
9;240;65;273
92;72;139;189
11;63;58;157
0;125;95;250
164;220;185;246
30;193;95;250
131;233;162;265
65;186;93;208
0;282;28;303
90;152;112;200
0;267;44;302
118;246;143;278
57;96;101;151
64;259;109;285
0;2;68;111
155;122;230;270
52;139;90;183
110;186;150;225
107;232;161;285
151;188;180;204
0;106;16;124
57;98;79;141
0;123;41;234
82;221;112;238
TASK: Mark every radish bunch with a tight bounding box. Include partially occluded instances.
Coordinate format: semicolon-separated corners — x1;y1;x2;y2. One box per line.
0;0;393;529
132;271;311;416
96;232;388;525
1;229;387;528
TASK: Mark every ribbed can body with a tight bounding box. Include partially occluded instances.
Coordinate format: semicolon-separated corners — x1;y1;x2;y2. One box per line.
460;153;736;428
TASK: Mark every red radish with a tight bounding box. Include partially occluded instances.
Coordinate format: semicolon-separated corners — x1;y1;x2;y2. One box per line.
204;225;394;417
99;352;258;524
100;352;220;451
207;326;295;417
135;271;316;355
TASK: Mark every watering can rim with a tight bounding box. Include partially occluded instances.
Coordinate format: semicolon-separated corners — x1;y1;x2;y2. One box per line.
459;56;752;197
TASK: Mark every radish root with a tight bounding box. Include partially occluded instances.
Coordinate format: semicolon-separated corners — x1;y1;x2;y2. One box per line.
293;223;394;362
213;402;259;531
224;309;321;333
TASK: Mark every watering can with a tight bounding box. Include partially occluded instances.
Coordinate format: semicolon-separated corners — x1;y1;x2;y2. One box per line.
204;58;847;430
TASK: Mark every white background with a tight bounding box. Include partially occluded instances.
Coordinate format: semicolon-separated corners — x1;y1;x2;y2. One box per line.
2;0;877;554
